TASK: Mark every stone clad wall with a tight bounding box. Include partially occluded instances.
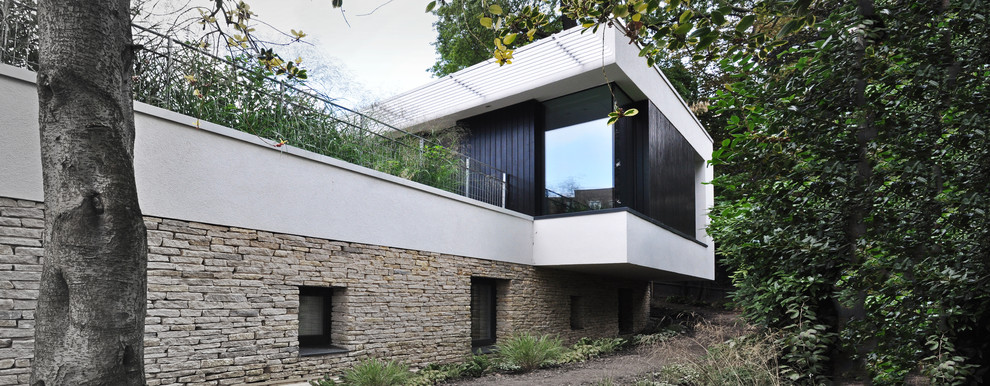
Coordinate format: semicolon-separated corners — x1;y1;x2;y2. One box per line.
0;197;649;385
0;198;42;386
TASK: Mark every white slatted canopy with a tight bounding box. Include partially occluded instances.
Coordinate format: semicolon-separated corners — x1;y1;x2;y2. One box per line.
374;26;620;132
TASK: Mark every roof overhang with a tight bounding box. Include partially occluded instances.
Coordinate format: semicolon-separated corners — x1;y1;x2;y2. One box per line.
375;26;621;131
375;24;712;150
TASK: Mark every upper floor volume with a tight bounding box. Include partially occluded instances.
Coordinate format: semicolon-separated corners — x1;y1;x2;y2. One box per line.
379;25;714;280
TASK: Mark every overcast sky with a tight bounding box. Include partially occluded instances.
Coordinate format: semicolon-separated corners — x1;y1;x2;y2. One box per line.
247;0;440;104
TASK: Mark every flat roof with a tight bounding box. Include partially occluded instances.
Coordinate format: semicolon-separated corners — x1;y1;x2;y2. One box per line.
375;24;713;147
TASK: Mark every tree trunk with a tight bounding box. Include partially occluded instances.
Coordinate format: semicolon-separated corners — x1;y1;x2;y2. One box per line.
30;0;148;384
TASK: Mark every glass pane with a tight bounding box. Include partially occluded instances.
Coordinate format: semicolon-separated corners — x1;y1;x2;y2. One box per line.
299;295;324;336
544;118;614;214
471;282;493;342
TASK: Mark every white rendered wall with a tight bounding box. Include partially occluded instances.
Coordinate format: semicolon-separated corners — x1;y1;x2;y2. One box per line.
0;65;534;264
0;65;44;201
625;213;714;280
532;211;629;266
533;210;714;280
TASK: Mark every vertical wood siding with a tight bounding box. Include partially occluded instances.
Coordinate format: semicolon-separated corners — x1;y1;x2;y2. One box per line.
615;100;699;238
647;101;699;236
460;101;544;216
614;100;650;212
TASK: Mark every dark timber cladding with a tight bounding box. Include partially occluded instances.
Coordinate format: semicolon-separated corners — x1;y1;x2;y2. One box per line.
615;101;699;237
647;101;699;237
613;100;650;212
459;101;543;215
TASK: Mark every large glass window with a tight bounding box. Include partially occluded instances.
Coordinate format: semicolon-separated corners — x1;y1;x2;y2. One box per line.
543;85;630;215
544;118;614;214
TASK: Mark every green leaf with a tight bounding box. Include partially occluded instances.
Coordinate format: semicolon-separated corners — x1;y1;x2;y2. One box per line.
674;22;693;36
638;43;655;57
489;4;503;15
679;10;693;24
480;17;493;28
623;108;639;117
776;20;800;39
504;33;518;45
711;10;726;26
696;32;718;50
689;26;711;38
737;15;755;33
426;1;436;12
613;6;630;18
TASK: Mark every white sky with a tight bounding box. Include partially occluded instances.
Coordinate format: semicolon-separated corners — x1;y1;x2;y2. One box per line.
545;118;614;193
247;0;440;104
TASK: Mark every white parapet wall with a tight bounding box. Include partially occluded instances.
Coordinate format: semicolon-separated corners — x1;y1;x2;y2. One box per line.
533;209;715;280
0;64;534;265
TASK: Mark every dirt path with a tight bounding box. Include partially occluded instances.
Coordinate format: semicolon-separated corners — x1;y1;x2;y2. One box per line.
447;306;747;386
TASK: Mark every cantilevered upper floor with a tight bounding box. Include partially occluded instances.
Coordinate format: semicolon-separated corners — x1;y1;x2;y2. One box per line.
379;25;715;280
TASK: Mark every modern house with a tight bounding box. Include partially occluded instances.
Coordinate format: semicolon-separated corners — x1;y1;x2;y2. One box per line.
0;24;712;386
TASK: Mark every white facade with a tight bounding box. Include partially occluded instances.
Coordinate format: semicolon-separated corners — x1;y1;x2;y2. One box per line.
0;64;533;265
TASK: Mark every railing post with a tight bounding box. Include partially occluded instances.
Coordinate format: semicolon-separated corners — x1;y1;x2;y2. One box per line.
165;38;172;106
501;172;507;208
464;158;471;199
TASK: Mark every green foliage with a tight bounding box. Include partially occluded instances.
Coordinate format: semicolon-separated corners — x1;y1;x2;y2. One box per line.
406;362;462;386
1;1;476;199
339;358;411;386
496;332;565;372
657;62;698;104
460;354;495;377
309;374;338;386
558;337;629;363
652;334;782;386
127;39;472;197
404;354;493;385
429;0;563;77
706;2;990;382
631;329;680;346
479;0;990;383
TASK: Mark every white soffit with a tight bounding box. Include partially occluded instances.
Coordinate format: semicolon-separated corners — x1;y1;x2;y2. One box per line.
376;26;617;130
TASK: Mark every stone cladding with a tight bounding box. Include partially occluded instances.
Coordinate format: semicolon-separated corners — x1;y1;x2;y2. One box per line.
0;197;649;385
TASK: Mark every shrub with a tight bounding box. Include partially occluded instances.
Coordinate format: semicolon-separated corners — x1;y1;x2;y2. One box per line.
632;329;680;346
651;331;782;386
559;337;630;364
497;332;565;372
340;358;411;386
309;374;337;386
460;354;494;377
406;362;466;386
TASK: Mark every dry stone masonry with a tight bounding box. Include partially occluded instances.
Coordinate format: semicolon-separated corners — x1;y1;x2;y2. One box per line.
0;197;649;385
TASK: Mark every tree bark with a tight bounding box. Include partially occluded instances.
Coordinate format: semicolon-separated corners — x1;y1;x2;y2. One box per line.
30;0;148;385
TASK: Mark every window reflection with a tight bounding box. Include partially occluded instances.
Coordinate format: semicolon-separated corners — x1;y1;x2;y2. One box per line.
544;117;614;214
